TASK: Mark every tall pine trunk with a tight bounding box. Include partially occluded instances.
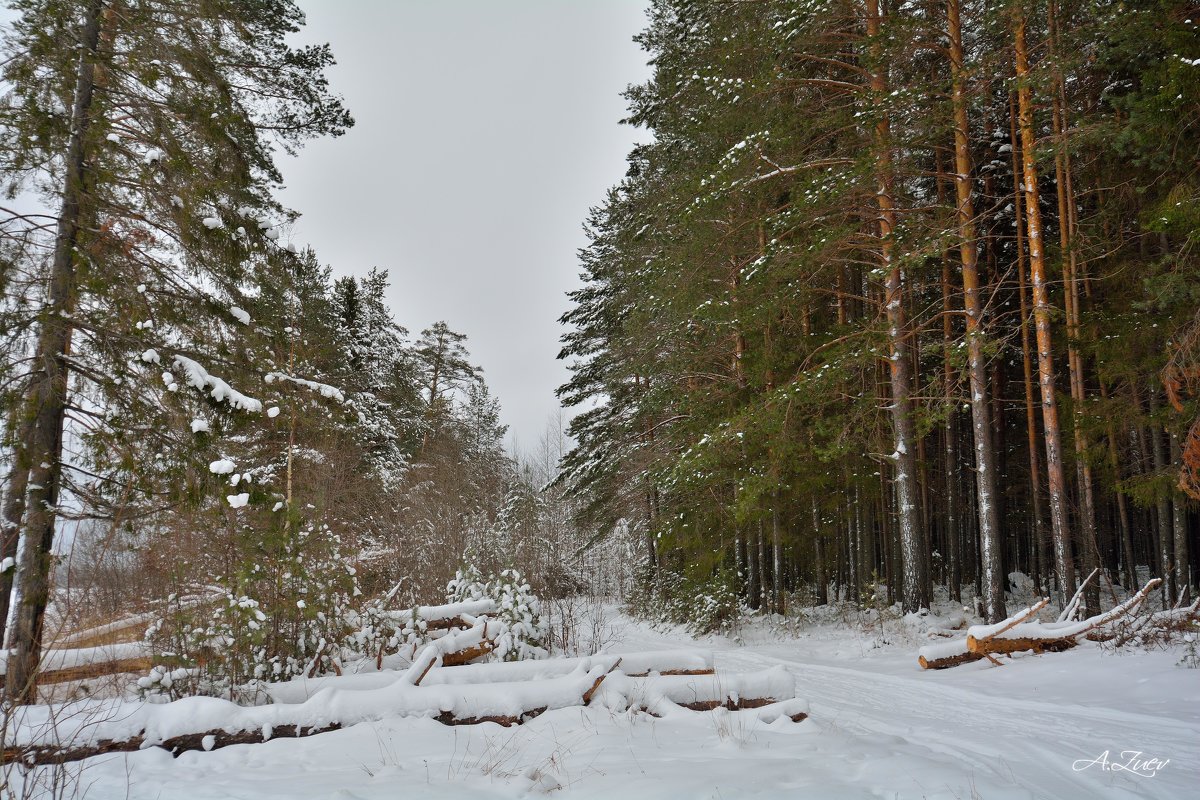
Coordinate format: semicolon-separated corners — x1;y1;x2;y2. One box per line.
1149;388;1174;604
812;501;828;604
936;146;961;602
867;0;927;612
948;0;1006;622
1047;0;1100;612
1009;90;1050;596
6;0;106;704
1013;3;1076;605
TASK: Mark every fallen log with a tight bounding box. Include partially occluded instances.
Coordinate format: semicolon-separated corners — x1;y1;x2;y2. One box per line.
6;656;805;766
4;662;614;765
406;621;495;684
55;593;219;649
440;640;495;667
754;698;810;724
381;600;498;630
1057;568;1101;623
3;723;346;766
917;601;1049;670
432;707;547;727
595;666;797;717
265;650;715;705
916;648;984;671
968;577;1162;650
424;650;714;685
970;599;1050;640
967;635;1078;656
0;657;154;689
1150;599;1200;632
922;578;1165;670
55;616;154;649
582;658;622;705
0;643;154;689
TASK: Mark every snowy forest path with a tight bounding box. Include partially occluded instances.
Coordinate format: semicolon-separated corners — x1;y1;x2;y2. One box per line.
718;647;1197;800
610;619;1198;799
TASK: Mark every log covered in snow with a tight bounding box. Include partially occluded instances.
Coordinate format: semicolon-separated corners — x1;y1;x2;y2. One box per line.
5;662;614;765
380;599;498;631
266;650;715;705
5;651;802;766
0;642;153;688
918;578;1163;669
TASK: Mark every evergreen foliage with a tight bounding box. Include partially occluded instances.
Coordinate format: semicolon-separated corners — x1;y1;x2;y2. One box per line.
558;0;1200;625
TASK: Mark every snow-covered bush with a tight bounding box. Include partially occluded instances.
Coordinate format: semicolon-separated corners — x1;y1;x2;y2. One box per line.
488;568;549;661
135;665;198;703
1177;623;1199;669
447;563;548;661
345;602;433;664
446;563;489;604
143;520;360;700
143;591;273;700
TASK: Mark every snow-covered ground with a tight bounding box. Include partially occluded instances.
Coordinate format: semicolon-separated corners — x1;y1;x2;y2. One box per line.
8;609;1198;799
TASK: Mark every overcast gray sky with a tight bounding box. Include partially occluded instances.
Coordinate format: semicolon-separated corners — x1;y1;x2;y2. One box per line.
279;0;651;454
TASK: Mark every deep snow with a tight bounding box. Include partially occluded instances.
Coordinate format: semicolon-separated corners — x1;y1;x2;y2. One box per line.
6;609;1198;799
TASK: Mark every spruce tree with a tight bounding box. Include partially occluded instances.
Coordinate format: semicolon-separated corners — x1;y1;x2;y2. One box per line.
0;0;351;701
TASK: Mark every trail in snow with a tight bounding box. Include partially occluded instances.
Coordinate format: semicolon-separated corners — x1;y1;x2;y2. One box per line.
614;617;1199;800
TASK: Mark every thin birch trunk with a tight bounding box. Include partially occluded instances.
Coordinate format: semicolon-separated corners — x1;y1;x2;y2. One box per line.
0;414;35;648
756;522;768;610
772;495;783;613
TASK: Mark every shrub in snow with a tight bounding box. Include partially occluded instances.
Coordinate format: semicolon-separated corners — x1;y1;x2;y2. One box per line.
447;563;549;661
446;563;489;604
135;665;199;702
145;591;275;701
145;521;360;700
1177;624;1199;669
344;601;432;665
488;568;549;661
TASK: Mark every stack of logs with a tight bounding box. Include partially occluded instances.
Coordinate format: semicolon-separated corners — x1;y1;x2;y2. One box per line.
6;607;808;765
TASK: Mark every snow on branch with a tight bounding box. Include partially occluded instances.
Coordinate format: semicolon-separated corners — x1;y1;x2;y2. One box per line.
265;372;345;403
173;355;263;412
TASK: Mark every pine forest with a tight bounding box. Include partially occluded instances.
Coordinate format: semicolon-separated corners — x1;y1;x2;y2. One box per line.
0;2;1197;798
